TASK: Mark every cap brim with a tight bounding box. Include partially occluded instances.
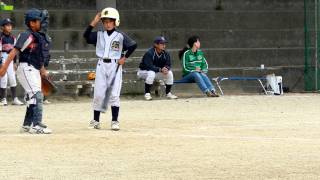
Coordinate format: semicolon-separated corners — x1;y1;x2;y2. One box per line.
155;40;168;44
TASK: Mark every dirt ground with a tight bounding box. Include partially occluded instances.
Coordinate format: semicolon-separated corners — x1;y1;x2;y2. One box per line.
0;94;320;180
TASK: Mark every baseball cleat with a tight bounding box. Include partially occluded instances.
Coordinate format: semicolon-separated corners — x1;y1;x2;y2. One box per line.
12;97;24;105
166;92;178;99
144;93;152;101
20;125;31;133
0;98;8;106
111;121;120;131
43;99;51;104
38;122;48;128
88;120;101;129
29;125;52;134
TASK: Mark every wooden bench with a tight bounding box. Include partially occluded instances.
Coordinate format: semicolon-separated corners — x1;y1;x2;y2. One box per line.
54;80;94;98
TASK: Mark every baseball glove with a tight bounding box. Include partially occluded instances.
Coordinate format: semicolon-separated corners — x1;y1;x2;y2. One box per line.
87;72;96;80
41;76;57;96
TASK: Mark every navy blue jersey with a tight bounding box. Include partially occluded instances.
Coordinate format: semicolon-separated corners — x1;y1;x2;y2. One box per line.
139;47;172;72
0;33;16;53
15;30;45;70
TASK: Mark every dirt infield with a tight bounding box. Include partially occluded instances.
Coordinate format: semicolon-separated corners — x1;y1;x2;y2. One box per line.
0;94;320;179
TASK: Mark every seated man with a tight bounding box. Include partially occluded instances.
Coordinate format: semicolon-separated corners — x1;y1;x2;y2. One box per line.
137;36;178;100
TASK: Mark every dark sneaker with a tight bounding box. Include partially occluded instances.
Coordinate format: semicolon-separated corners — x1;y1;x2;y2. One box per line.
206;91;213;97
211;91;220;97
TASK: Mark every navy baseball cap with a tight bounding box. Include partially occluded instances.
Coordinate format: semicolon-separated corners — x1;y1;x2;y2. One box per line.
154;36;168;44
24;8;42;26
1;18;13;26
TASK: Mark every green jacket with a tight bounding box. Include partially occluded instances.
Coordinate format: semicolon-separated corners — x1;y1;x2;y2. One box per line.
182;49;208;76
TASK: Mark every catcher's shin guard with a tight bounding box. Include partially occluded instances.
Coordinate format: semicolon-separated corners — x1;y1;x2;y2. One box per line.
24;91;43;126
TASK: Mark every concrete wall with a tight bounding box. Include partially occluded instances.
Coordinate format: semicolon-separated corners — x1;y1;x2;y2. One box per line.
0;0;305;96
116;0;305;93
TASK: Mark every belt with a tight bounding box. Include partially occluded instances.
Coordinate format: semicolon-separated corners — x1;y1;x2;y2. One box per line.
102;58;116;63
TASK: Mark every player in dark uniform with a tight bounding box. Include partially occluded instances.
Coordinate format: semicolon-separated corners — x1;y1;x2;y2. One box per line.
0;8;52;134
0;18;24;106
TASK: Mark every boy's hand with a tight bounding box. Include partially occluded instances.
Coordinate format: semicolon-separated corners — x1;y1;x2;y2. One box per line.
161;67;169;74
40;66;48;78
90;12;101;27
118;57;126;65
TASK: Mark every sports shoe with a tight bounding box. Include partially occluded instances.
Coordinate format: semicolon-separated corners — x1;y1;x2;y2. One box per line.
38;122;48;128
0;98;8;106
88;120;101;129
29;125;52;134
206;90;219;97
12;97;24;105
166;92;178;99
210;90;220;97
20;125;31;133
144;93;152;101
43;99;51;104
206;91;213;97
111;121;120;131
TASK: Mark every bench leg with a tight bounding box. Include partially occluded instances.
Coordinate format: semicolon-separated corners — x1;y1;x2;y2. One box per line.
257;80;267;95
214;80;224;96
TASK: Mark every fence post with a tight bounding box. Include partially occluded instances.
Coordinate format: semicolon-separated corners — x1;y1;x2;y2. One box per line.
315;0;319;90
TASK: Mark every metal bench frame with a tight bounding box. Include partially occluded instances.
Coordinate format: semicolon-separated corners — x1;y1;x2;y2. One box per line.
212;77;268;95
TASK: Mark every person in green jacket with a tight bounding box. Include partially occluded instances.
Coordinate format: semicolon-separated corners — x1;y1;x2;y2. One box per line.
178;35;219;97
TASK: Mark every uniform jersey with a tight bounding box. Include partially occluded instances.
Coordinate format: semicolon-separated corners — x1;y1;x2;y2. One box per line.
139;47;171;72
182;49;209;76
15;30;45;70
0;33;16;53
83;26;137;59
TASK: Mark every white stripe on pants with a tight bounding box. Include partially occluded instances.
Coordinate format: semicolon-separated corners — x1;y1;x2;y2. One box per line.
93;59;122;112
16;63;41;105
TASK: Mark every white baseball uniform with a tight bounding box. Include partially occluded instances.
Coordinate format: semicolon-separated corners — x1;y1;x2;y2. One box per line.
87;29;136;112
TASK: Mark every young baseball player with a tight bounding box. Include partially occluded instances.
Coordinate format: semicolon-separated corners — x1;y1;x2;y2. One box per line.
137;36;178;100
0;18;24;106
83;7;137;130
0;8;52;134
